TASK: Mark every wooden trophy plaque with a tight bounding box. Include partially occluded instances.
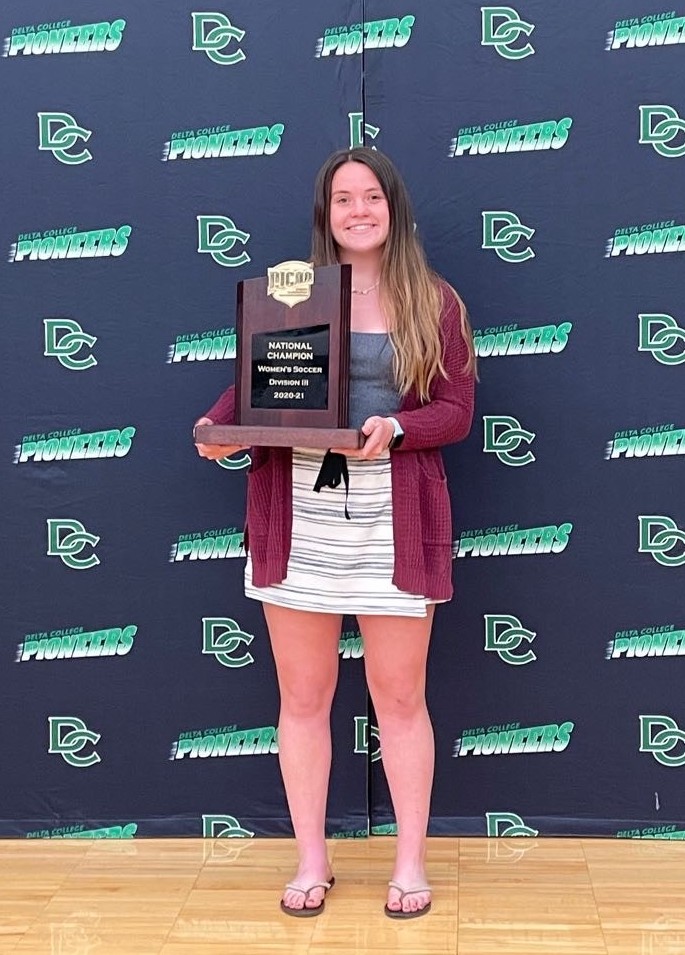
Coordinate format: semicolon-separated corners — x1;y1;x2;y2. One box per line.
194;262;363;449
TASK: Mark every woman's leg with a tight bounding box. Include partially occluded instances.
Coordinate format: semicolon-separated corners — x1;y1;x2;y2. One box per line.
358;607;435;914
262;602;342;910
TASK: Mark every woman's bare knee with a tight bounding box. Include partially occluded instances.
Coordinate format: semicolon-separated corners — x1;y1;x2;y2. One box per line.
368;679;426;722
279;675;337;720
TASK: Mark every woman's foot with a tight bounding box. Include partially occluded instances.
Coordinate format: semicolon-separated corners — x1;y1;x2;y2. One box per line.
281;865;334;915
385;870;432;917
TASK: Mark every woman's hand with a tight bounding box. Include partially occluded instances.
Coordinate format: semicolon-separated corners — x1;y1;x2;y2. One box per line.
193;417;249;460
331;416;394;459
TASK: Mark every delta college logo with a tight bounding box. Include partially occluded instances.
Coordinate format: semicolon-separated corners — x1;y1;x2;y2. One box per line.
44;319;97;370
484;615;537;665
354;716;381;762
202;618;254;668
640;715;685;767
191;13;245;65
481;7;535;59
348;112;380;148
48;716;101;767
38;112;92;164
202;814;254;837
217;452;251;470
639;516;685;567
639;313;685;364
483;416;536;466
482;211;535;262
197;216;250;267
639;105;685;157
47;519;100;569
486;812;538;836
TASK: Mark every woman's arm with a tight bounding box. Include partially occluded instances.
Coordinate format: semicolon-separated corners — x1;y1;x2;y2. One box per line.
194;385;247;460
393;293;475;451
204;383;236;425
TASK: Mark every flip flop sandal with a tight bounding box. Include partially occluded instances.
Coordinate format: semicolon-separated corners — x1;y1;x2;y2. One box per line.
280;876;335;917
384;880;432;919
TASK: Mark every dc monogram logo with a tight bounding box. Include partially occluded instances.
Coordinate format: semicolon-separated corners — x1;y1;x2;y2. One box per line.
482;211;535;263
484;615;537;665
38;112;92;165
639;105;685;158
197;216;251;268
481;6;535;60
348;112;380;149
486;812;539;836
202;814;255;838
639;313;685;365
216;452;251;470
43;319;97;370
483;416;536;466
202;618;254;668
639;516;685;567
47;519;100;570
640;715;685;767
48;716;101;767
354;716;381;762
191;13;246;65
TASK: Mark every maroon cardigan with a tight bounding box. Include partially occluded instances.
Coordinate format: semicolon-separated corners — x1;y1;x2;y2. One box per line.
205;289;475;600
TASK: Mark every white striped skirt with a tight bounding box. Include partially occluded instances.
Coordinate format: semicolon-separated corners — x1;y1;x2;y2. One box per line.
244;448;434;617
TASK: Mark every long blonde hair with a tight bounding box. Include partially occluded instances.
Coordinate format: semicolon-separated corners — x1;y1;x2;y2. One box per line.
311;147;476;400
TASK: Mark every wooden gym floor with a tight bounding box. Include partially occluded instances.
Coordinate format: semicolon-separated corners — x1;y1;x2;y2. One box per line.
1;836;684;954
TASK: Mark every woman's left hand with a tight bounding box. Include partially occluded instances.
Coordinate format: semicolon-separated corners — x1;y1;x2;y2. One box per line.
332;416;394;459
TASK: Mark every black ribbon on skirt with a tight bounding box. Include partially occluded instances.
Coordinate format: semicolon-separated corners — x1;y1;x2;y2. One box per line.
313;450;351;520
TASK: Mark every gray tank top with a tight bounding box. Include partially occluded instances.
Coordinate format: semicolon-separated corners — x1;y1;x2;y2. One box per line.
348;332;400;429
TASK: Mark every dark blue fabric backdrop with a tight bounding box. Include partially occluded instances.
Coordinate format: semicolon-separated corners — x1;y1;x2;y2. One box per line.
2;0;684;842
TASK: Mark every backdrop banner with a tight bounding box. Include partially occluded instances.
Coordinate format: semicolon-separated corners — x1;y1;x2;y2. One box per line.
2;0;683;843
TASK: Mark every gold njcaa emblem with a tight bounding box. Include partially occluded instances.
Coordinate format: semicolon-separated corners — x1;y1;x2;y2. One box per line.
267;260;314;308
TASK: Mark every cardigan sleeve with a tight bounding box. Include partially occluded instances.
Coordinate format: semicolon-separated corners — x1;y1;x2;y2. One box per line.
204;384;236;425
393;291;475;451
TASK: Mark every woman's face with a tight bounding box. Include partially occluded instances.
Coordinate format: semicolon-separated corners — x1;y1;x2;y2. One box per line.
328;161;390;256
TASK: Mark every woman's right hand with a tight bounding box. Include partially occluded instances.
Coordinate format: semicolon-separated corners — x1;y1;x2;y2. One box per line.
193;417;249;460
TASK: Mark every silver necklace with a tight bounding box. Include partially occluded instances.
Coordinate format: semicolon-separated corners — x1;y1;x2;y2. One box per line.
352;280;380;295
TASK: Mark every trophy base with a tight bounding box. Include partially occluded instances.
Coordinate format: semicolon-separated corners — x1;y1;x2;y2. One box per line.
194;424;364;450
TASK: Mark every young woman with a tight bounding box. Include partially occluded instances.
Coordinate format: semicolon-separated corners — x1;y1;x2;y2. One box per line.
195;147;476;919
